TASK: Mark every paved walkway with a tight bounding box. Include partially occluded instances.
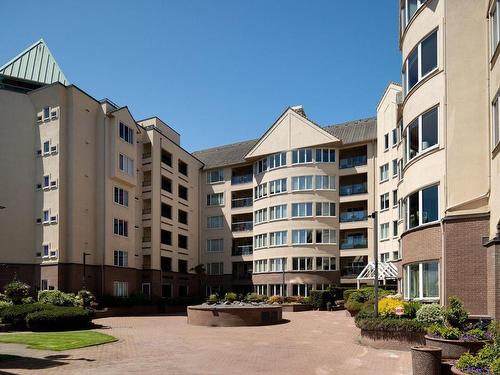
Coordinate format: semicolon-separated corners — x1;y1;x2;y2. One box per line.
0;311;411;375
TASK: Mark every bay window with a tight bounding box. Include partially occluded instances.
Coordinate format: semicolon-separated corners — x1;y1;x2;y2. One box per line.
401;0;428;30
316;202;335;217
269;231;287;246
491;1;500;55
292;230;313;244
406;184;439;230
405;261;439;300
254;259;267;273
269;258;286;272
292;202;313;218
315;148;335;163
316;257;336;271
207;169;224;183
316;229;336;244
269;204;287;220
269;152;287;169
254;234;268;249
403;30;437;94
269;178;287;195
315;175;336;190
291;176;313;191
405;106;438;162
292;148;313;164
292;257;313;271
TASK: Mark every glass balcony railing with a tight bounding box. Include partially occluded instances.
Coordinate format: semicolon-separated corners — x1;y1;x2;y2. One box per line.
232;245;253;256
339;155;367;169
339;182;368;196
231;174;253;185
341;266;366;277
231;197;253;208
339;211;368;222
340;238;368;249
231;221;253;232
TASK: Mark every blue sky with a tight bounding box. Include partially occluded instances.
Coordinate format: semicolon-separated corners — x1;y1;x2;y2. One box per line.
0;1;401;151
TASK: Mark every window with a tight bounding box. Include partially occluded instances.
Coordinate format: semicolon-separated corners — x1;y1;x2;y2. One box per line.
491;1;500;54
161;229;172;245
407;184;439;229
269;284;285;296
292;230;313;244
161;256;172;272
178;209;188;225
269;231;287;246
392;159;398;177
269;178;287;195
161;149;172;166
113;281;128;297
393;220;399;237
380;223;390;240
178;234;188;250
269;258;286;272
384;133;389;150
43;141;50;154
207;169;224;183
207;215;224;229
316;257;336;271
119;154;134;176
43;107;50;120
315;175;336;190
254;234;268;249
254;208;268;224
269;152;287;169
380;193;390;210
113;218;128;237
392;129;398;146
255;158;268;174
292;257;313;271
380;164;389;182
292;284;313;297
405;261;439;300
42;244;50;257
269;204;287;220
178;185;188;200
291;176;313;191
178;160;188;176
255;284;267;295
161;176;172;192
119;122;134;144
162;284;172;298
403;30;437;93
142;283;151;296
492;97;500;147
292;149;312;164
43;175;50;189
316;202;336;217
401;0;427;29
178;259;188;273
207;262;224;275
315;149;335;163
41;279;48;290
113;250;128;267
43;210;50;223
316;229;336;244
254;183;268;199
207;239;224;252
207;193;224;206
393;190;398;207
381;253;390;262
292;202;313;217
114;187;129;207
161;203;172;219
254;259;267;273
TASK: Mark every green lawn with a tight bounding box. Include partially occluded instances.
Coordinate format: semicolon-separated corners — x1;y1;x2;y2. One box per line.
0;331;117;351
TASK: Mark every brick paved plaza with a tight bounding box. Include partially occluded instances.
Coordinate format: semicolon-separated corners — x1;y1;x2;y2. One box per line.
0;311;411;375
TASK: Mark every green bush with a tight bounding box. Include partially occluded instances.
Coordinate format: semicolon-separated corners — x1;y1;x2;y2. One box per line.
75;290;96;308
0;303;54;328
0;300;12;313
355;316;429;333
224;292;237;302
404;301;422;319
207;294;218;302
416;304;443;324
38;290;77;307
267;295;285;304
444;296;468;329
456;340;500;375
244;293;267;303
343;289;358;302
309;289;337;309
26;307;94;331
427;324;461;340
4;281;30;305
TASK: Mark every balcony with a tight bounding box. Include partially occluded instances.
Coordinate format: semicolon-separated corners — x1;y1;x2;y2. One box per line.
339;210;368;222
340;255;368;278
232;221;253;232
340;237;368;250
339;183;367;196
231;197;252;208
232;245;253;256
341;266;366;277
231;165;253;186
231;174;252;185
339;155;367;169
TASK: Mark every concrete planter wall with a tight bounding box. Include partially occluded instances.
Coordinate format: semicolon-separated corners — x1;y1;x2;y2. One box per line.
410;346;442;375
424;335;487;360
281;304;312;312
451;366;467;375
187;305;283;327
359;329;425;351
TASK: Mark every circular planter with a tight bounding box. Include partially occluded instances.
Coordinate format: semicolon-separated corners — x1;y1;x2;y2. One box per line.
424;335;487;359
450;366;467;375
411;346;442;375
187;304;283;327
359;329;425;351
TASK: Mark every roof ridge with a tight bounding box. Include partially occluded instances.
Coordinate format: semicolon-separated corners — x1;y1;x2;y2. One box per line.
192;138;258;154
324;116;376;129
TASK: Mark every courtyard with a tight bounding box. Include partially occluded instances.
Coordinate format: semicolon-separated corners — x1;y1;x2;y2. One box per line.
0;311;411;375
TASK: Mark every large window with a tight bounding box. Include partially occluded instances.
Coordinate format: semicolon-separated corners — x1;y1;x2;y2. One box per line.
292;202;313;217
403;30;437;93
119;122;134;145
113;250;128;267
315;149;335;163
269;231;287;246
401;0;428;30
491;1;500;54
316;202;335;217
113;187;129;207
269;152;287;169
292;284;313;297
255;158;268;174
493;97;500;147
316;229;336;244
292;257;313;271
207;215;224;229
315;175;336;190
254;234;268;249
207;169;224;184
380;223;389;240
254;183;268;199
161;230;172;245
291;176;313;191
407;184;439;229
292;229;313;244
405;106;438;162
269;204;287;220
113;218;128;237
269;258;286;272
207;262;224;275
207;239;223;252
316;257;336;271
380;193;390;210
119;154;134;176
269;178;287;195
207;193;224;206
405;261;439;300
292;149;313;164
254;208;268;224
113;281;128;297
380;164;389;182
254;259;267;273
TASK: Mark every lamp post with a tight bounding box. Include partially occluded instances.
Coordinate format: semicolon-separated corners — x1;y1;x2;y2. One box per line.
370;211;379;318
82;252;91;290
282;257;286;297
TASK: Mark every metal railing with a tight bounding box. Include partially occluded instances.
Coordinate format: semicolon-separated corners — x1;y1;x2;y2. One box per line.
339;155;367;169
231;197;253;208
339;182;368;196
232;245;253;256
339;211;368;222
231;174;252;185
231;221;253;232
340;238;368;249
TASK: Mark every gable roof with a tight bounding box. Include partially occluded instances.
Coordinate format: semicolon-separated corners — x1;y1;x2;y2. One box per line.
0;39;68;85
194;116;376;169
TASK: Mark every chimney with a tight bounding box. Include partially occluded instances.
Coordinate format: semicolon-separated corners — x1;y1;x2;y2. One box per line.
291;105;307;118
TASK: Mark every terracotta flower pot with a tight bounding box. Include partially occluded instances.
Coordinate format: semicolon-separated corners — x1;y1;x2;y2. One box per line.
411;346;442;375
424;335;487;360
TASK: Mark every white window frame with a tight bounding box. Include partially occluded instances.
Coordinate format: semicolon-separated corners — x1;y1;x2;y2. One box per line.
291;148;313;164
269;231;288;247
315;175;336;190
207;238;224;252
113;187;129;207
119;122;134;145
207;215;224;229
405;184;439;230
269;178;287;195
113;250;129;267
269;204;287;221
291;229;313;245
269;257;286;272
119;153;134;176
254;208;268;224
380;223;390;240
113;281;129;297
380;164;389;182
42;243;50;258
207;193;224;206
315;202;336;217
254;234;268;249
404;261;439;301
254;259;268;273
207;262;224;275
207;169;224;184
291;202;313;218
292;257;313;271
316;229;337;244
380;192;390;211
254;183;268;199
113;218;129;237
268;152;287;169
405;106;439;162
291;176;313;191
315;148;336;163
491;0;500;56
492;95;500;148
401;0;427;30
316;256;336;271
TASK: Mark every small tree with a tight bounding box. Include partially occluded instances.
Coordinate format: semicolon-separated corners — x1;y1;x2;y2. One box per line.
4;281;30;304
444;296;468;329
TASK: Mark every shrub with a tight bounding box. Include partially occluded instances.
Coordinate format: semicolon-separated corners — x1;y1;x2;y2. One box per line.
267;295;284;304
75;290;96;308
355;316;429;333
0;303;54;328
303;296;311;305
427;324;461;340
0;293;9;302
462;328;488;341
416;304;443;324
4;281;30;304
378;298;406;317
0;300;12;313
38;290;77;307
343;289;358;302
224;292;237;302
443;296;468;329
245;293;267;303
404;301;422;319
457;341;500;374
207;294;218;302
26;307;95;331
309;290;336;310
488;321;500;342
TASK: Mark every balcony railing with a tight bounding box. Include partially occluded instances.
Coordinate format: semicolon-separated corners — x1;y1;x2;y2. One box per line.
143;180;152;187
339;155;367;169
341;266;366;277
231;197;253;208
232;245;253;256
340;238;368;249
142;208;152;215
339;211;368;222
142;152;152;159
339;182;367;196
231;174;252;185
231;221;253;232
142;236;152;243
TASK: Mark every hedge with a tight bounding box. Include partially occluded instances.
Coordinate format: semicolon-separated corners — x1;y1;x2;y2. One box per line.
309;290;338;309
355;316;429;333
26;307;94;331
1;303;55;328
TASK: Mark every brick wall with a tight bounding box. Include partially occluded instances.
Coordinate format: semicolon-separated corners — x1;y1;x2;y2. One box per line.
400;223;442;266
486;243;500;319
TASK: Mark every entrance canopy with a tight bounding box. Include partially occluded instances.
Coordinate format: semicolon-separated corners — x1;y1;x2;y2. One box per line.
356;262;398;288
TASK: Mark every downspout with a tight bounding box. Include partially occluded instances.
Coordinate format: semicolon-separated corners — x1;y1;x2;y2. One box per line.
441;6;447;308
101;114;106;296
